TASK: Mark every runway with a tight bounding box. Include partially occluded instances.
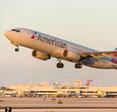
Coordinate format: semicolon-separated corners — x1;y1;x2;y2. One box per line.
0;97;117;112
1;109;117;112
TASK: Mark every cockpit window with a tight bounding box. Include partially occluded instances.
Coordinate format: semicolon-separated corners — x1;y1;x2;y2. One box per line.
11;29;20;32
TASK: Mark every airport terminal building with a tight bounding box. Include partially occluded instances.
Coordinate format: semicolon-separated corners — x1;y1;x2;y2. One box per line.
1;80;117;98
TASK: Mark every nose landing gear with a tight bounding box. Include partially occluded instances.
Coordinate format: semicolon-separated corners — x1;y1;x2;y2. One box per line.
15;46;19;52
11;42;19;52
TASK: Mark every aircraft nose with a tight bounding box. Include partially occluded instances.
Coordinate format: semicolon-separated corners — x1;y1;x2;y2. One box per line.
4;31;13;41
4;31;9;37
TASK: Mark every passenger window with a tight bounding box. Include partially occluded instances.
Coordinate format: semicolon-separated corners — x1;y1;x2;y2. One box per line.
39;34;41;37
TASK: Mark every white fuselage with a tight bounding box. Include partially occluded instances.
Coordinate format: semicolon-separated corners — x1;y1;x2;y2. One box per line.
4;28;117;69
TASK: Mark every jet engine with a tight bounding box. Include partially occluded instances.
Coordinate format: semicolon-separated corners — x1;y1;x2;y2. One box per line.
65;50;81;61
53;49;81;62
32;50;51;61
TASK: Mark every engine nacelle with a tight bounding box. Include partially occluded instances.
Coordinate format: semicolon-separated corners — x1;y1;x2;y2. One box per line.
65;50;81;62
53;49;81;62
32;50;51;61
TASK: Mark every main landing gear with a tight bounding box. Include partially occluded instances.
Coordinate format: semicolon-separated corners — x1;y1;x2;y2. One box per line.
74;63;82;69
56;60;82;69
56;60;64;68
57;62;64;68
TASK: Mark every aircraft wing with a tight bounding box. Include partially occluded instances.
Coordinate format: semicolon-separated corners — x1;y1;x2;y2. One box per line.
80;51;117;58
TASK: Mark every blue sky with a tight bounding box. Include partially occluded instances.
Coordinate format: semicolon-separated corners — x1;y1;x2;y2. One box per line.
1;0;117;86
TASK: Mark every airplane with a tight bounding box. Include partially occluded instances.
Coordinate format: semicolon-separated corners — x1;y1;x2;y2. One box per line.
4;28;117;69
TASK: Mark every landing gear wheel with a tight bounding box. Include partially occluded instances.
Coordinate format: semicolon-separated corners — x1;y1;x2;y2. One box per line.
57;63;60;68
75;63;82;69
57;63;64;68
60;63;64;68
15;47;19;52
78;64;82;69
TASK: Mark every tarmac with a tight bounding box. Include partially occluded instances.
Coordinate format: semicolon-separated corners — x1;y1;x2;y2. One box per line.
0;97;117;112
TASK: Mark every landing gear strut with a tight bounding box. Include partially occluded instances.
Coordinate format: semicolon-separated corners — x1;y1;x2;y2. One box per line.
75;63;82;69
57;60;64;68
15;46;19;52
